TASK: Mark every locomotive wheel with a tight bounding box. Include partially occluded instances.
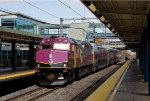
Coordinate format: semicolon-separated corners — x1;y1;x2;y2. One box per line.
68;73;72;84
75;68;80;81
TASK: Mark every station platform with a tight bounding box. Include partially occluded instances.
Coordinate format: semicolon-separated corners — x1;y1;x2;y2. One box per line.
112;60;150;101
85;59;150;101
0;69;35;82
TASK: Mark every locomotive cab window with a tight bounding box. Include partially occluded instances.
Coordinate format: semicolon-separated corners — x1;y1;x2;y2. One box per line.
41;44;53;49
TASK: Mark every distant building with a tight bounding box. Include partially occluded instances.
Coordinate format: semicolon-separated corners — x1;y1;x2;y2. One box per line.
67;22;114;42
0;12;48;34
38;24;70;36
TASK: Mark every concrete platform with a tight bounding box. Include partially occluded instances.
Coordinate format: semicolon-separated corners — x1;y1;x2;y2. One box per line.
0;69;35;82
112;60;150;101
85;60;132;101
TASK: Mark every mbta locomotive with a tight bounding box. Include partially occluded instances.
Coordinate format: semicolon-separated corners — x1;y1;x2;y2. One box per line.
35;36;119;85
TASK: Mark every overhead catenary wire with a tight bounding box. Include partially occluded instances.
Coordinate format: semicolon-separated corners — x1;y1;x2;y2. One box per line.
0;7;16;15
0;8;36;26
57;0;104;34
22;0;60;19
22;0;96;37
0;7;92;39
0;8;48;26
0;9;84;31
58;0;83;18
57;0;94;23
57;0;106;38
0;6;94;38
0;7;65;27
57;0;101;39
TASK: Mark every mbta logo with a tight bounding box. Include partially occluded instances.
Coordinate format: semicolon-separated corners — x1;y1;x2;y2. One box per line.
49;54;53;64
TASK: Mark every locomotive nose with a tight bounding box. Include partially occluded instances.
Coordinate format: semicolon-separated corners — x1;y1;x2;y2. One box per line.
36;49;69;66
36;49;52;64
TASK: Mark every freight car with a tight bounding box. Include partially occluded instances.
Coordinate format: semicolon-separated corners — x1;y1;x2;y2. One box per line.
35;36;118;85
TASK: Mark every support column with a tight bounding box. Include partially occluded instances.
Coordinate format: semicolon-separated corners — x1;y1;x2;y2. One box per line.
29;42;34;68
139;36;144;74
136;49;139;60
11;40;16;71
147;15;150;95
0;39;1;68
142;28;148;82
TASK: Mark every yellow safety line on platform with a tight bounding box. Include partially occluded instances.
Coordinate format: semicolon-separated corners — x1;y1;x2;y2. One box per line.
0;70;35;80
85;60;132;101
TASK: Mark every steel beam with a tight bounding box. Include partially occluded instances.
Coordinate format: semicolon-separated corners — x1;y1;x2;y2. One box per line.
147;15;150;95
29;42;34;68
11;40;16;71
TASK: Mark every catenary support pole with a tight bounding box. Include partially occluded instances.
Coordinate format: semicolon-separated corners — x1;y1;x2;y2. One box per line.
11;40;16;71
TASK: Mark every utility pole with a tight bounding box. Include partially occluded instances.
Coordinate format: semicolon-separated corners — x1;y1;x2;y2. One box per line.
60;18;63;36
104;25;106;46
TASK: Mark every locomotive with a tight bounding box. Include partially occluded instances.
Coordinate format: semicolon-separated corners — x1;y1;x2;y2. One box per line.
35;36;119;85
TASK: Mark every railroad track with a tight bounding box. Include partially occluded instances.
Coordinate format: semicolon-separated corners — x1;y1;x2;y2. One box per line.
70;64;122;101
5;87;59;101
28;87;59;101
2;61;125;101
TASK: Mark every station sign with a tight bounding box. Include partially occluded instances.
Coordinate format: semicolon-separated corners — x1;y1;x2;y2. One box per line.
123;38;140;43
124;34;141;38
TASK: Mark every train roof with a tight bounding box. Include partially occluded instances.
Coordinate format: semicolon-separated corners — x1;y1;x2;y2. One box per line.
40;36;92;46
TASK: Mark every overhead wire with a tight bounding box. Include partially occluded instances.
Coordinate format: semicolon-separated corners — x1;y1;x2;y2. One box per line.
58;0;94;38
58;0;83;18
0;7;16;15
61;0;106;39
57;0;95;23
0;8;44;26
0;7;84;36
57;0;97;39
22;0;96;38
0;7;93;37
22;0;59;19
0;1;95;38
0;8;33;26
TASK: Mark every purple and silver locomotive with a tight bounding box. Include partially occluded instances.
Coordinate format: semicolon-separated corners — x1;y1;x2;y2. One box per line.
35;36;119;85
35;36;93;85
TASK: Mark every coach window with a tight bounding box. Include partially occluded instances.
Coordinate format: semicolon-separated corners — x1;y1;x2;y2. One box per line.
81;44;85;48
71;45;74;51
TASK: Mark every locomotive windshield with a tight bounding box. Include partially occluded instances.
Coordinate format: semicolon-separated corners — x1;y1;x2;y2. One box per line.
42;44;53;49
41;43;70;50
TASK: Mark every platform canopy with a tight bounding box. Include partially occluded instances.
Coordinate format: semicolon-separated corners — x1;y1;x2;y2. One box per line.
81;0;150;50
0;26;43;44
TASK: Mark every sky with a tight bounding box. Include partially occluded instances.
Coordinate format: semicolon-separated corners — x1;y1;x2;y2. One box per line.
0;0;97;24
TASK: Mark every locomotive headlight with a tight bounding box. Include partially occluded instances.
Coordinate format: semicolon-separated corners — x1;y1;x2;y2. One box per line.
37;64;40;68
64;63;67;67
